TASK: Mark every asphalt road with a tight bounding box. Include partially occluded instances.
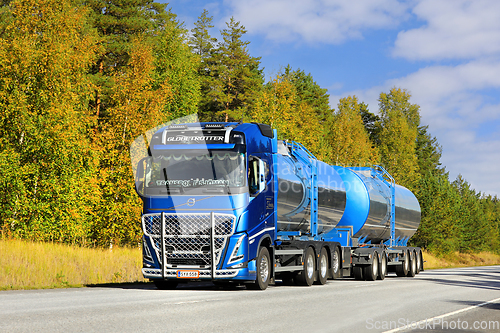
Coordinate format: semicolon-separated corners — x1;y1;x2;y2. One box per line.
1;266;499;333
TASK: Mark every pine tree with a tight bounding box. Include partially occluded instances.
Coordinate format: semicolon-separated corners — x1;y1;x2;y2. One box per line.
452;176;489;252
281;65;331;124
411;173;462;253
204;17;263;122
189;9;217;59
359;103;381;146
416;125;445;176
190;9;217;121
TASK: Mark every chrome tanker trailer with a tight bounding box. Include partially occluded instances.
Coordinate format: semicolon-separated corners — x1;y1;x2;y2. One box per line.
134;122;422;290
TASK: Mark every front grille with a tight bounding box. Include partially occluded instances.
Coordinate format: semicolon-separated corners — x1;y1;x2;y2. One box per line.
142;213;236;268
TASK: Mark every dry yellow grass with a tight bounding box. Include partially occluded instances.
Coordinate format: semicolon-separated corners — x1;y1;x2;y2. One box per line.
0;239;146;290
423;250;500;270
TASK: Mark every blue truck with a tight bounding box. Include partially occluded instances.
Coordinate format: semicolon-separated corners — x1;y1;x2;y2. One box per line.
133;122;422;290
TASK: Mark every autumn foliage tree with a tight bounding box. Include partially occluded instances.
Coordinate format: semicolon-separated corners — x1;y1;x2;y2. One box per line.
377;88;420;191
246;74;327;157
325;96;379;166
91;36;175;246
0;0;100;243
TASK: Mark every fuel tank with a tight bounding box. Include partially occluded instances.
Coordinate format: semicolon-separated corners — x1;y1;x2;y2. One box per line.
276;141;421;243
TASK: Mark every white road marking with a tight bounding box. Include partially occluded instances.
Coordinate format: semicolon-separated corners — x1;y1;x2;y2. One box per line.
382;296;500;333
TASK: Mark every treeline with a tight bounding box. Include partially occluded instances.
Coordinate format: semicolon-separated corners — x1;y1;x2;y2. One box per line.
0;0;498;253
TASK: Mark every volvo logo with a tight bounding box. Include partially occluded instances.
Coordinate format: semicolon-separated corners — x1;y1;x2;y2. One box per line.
187;198;196;207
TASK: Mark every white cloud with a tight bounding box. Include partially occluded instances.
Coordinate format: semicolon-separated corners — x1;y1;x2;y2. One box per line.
330;60;500;196
223;0;409;44
440;134;500;196
383;60;500;125
393;0;500;60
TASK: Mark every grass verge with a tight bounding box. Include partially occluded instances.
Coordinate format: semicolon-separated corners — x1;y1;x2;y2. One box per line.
423;250;500;269
0;239;145;290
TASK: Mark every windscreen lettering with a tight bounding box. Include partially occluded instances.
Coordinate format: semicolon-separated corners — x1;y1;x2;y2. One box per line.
156;178;229;187
166;136;224;142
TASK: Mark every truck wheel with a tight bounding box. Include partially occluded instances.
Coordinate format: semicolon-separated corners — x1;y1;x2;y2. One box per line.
408;251;417;277
294;247;315;286
330;247;341;280
416;249;422;274
395;250;410;277
353;266;364;280
378;251;387;280
250;246;271;290
154;279;178;290
316;247;328;285
363;251;379;281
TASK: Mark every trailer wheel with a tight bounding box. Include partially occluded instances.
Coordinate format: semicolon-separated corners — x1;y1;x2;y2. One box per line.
316;247;328;285
416;249;422;274
353;266;364;280
408;251;417;277
330;247;341;280
378;251;387;280
364;251;379;281
249;246;271;290
419;250;424;272
395;250;410;277
294;247;315;286
153;279;178;290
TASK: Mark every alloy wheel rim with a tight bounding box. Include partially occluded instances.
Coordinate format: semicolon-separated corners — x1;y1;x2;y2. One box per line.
260;255;269;283
307;254;314;279
332;251;339;273
320;255;327;277
372;256;378;276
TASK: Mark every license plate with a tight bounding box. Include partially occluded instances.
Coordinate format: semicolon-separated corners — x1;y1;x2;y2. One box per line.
177;270;199;278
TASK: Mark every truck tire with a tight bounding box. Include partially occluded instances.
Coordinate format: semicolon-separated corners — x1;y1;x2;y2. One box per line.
249;246;271;290
316;247;328;285
395;250;410;277
330;247;342;280
378;251;387;280
363;251;379;281
294;247;315;286
353;266;364;280
408;251;417;277
416;249;423;274
154;279;178;290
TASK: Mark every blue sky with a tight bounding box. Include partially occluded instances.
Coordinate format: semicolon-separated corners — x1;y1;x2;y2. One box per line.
162;0;500;197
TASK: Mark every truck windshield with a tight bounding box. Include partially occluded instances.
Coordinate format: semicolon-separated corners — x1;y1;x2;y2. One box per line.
143;151;246;192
